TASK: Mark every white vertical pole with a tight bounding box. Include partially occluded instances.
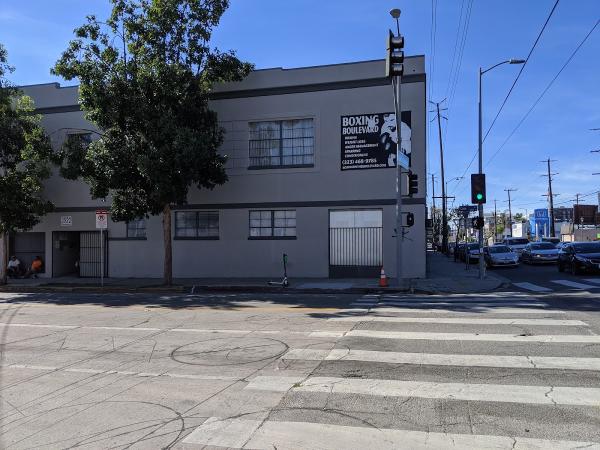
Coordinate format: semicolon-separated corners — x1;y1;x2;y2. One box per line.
100;227;104;288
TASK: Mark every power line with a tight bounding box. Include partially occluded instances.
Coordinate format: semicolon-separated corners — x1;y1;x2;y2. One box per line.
482;0;560;142
486;18;600;166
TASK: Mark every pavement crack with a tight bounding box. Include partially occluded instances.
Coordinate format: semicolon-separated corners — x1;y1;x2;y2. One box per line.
525;355;537;369
544;385;557;406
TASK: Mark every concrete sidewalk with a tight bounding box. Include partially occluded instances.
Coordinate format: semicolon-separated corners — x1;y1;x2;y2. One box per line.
0;252;508;295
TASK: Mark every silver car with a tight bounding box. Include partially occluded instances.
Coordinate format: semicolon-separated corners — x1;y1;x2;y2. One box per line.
522;242;559;264
483;245;519;268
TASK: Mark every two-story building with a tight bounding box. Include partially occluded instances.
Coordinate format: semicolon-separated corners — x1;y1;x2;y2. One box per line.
13;57;427;280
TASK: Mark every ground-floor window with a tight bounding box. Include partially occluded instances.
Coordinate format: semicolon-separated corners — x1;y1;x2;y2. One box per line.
249;210;296;238
126;218;147;238
175;211;219;239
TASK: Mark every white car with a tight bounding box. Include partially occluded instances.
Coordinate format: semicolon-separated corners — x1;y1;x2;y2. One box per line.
483;245;520;268
502;238;529;259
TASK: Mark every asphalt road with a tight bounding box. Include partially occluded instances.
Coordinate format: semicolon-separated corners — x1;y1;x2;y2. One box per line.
456;256;600;294
0;290;599;449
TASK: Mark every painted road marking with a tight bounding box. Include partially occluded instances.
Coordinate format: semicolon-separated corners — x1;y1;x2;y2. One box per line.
345;330;600;343
283;349;600;371
584;278;600;285
182;417;600;450
329;316;586;326
371;307;565;314
2;364;240;380
512;282;553;292
246;376;600;406
377;301;550;308
551;279;600;290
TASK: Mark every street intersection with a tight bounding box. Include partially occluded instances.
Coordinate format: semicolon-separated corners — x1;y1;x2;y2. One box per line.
0;290;599;449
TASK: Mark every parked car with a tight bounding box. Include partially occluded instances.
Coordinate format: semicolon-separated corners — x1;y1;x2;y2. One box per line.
465;243;481;263
558;242;600;274
541;237;560;245
483;245;519;268
501;237;529;258
455;242;467;261
521;242;559;264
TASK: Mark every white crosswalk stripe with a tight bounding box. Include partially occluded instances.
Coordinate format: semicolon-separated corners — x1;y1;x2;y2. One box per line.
329;317;584;326
183;418;600;450
183;294;600;449
512;282;553;292
246;375;600;406
551;279;600;289
283;348;600;371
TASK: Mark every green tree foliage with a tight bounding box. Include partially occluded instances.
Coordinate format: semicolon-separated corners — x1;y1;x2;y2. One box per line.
52;0;253;284
0;44;54;284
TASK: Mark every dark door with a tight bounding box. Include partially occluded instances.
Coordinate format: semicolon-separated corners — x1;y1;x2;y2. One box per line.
10;232;46;274
329;210;383;278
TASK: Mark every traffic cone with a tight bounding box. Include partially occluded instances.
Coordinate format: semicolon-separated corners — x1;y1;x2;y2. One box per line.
379;267;388;287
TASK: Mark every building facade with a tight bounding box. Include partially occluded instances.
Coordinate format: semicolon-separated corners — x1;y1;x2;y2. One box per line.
14;58;427;280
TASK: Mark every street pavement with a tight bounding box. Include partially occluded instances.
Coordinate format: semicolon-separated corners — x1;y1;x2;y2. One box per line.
0;290;599;449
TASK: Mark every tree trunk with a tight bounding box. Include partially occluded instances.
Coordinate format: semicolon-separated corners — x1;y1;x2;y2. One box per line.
0;232;7;285
163;204;173;286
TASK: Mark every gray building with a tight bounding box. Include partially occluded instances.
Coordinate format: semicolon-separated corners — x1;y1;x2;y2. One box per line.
14;57;427;280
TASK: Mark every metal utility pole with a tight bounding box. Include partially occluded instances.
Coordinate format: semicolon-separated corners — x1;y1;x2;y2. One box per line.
541;159;557;237
504;188;517;237
494;199;498;243
388;8;405;284
431;174;437;248
430;99;448;253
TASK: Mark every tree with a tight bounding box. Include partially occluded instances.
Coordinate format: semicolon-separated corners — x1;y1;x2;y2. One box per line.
0;44;54;284
52;0;253;285
514;212;526;223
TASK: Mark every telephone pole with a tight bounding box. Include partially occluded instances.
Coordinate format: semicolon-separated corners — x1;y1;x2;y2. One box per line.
541;159;558;237
494;199;498;243
429;99;448;253
504;188;517;237
431;174;437;248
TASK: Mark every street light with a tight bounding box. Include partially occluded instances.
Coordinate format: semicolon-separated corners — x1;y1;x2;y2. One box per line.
477;58;525;280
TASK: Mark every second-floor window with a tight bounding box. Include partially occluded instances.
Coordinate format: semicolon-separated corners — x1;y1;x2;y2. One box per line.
248;118;314;169
126;219;147;238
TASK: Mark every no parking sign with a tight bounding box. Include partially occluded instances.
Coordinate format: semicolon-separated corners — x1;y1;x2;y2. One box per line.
96;210;108;229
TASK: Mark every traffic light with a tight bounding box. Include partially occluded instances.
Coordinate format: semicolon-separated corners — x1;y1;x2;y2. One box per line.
471;173;486;204
406;212;415;227
386;30;404;78
408;171;418;196
471;216;484;229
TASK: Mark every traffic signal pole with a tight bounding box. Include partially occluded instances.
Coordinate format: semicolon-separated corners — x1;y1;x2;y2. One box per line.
477;67;485;279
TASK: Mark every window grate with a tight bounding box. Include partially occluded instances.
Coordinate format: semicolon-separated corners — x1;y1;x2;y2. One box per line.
249;210;296;238
175;211;219;238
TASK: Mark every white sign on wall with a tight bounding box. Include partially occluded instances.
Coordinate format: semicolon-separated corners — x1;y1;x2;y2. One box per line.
61;216;72;227
95;210;108;229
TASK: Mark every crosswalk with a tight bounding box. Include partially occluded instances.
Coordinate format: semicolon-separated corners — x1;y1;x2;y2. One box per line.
183;294;600;449
513;277;600;293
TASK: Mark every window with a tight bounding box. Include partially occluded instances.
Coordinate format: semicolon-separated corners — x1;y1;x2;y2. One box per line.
175;211;219;239
249;118;314;168
66;132;92;147
126;219;146;238
249;210;296;239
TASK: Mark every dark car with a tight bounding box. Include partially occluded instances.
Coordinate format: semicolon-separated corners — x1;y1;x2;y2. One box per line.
521;242;559;264
557;242;600;275
465;243;481;263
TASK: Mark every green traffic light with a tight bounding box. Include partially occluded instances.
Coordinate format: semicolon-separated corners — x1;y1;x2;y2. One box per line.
476;193;483;200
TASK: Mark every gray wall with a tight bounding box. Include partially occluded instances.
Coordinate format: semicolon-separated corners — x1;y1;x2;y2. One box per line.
21;58;427;279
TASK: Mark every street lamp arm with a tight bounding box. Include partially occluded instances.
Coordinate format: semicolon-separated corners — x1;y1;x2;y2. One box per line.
481;60;511;75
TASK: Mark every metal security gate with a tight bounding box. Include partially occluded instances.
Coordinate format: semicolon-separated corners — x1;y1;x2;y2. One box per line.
329;210;383;278
79;231;108;278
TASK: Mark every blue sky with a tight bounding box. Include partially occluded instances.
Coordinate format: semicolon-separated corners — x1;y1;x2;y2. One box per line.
1;0;599;216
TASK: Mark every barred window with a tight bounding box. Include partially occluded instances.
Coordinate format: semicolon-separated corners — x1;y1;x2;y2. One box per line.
249;119;314;168
126;219;146;238
175;211;219;239
249;210;296;238
66;132;92;146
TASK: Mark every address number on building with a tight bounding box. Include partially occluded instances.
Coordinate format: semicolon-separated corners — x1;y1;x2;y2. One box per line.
61;216;72;227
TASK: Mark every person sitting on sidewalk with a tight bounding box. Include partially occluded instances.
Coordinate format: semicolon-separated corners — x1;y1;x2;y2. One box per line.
24;256;43;279
7;256;22;278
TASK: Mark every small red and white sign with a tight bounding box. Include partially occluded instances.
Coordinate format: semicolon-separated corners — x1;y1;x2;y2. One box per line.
95;210;108;229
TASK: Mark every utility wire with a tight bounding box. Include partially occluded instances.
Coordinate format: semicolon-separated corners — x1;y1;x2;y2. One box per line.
487;18;600;165
482;0;561;142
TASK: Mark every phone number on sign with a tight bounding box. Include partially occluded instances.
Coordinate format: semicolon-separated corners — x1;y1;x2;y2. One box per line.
342;158;378;165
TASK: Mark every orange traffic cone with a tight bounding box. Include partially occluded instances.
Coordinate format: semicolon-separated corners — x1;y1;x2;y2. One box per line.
379;267;388;287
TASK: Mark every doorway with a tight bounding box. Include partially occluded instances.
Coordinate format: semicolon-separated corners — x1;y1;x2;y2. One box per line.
329;210;383;278
52;231;108;277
